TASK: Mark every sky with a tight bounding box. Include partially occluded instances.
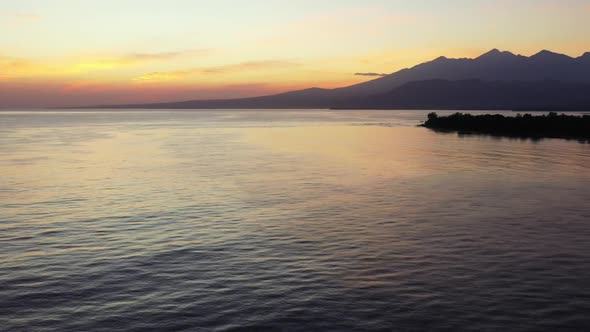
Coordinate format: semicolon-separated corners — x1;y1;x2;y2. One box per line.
1;0;590;108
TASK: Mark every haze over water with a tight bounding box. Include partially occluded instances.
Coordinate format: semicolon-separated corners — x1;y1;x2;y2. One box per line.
2;110;590;331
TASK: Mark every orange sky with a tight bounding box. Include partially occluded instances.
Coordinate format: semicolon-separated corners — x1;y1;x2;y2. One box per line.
1;0;590;108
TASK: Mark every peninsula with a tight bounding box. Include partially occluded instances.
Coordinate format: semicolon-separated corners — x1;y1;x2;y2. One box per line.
422;112;590;141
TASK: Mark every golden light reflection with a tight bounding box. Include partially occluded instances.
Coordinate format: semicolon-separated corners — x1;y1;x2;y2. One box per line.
241;125;441;183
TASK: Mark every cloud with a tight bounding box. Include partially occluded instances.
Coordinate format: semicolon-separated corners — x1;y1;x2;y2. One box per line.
0;55;42;78
134;60;300;82
202;60;300;74
69;49;213;72
133;71;188;82
72;49;212;70
354;72;388;77
123;49;212;62
0;48;214;79
15;13;40;20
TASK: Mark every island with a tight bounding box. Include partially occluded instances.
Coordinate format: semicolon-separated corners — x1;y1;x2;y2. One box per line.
421;112;590;141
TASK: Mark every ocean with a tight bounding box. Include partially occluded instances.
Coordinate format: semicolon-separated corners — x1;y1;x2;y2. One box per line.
1;109;589;331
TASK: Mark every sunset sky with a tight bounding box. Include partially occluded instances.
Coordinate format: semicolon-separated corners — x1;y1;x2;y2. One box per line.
2;0;590;108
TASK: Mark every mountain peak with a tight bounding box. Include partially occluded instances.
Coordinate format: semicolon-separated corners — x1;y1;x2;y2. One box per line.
532;49;554;56
484;48;501;55
477;49;516;60
531;50;572;60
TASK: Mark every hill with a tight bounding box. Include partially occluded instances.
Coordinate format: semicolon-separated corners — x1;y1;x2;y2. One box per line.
334;80;590;110
75;49;590;110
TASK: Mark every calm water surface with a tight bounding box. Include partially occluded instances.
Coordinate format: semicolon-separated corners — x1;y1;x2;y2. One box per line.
1;110;590;331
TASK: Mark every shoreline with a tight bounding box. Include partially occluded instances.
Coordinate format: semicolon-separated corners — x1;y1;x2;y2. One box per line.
421;112;590;141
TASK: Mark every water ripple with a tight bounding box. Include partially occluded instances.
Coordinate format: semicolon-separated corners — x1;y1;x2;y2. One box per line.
1;110;589;331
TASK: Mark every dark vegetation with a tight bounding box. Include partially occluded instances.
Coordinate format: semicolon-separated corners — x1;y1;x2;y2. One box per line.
422;112;590;141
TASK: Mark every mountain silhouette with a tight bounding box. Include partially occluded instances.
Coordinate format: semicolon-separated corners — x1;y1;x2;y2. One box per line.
330;49;590;98
78;49;590;110
333;80;590;110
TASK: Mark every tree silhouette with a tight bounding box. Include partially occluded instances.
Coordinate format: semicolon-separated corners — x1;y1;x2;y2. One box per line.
422;112;590;141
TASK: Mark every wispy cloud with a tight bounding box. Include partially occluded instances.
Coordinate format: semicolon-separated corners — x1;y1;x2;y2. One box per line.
122;49;212;62
68;49;209;73
75;49;212;69
0;55;41;78
202;60;300;74
134;60;299;82
15;13;40;20
0;48;213;78
354;72;388;77
133;71;186;82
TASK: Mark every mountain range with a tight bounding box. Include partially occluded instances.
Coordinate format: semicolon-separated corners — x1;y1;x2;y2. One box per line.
83;49;590;110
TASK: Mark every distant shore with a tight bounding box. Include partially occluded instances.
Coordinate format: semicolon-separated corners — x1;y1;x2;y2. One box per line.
511;107;590;112
421;112;590;141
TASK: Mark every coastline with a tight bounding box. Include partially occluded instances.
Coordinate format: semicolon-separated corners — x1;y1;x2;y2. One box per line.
421;112;590;141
